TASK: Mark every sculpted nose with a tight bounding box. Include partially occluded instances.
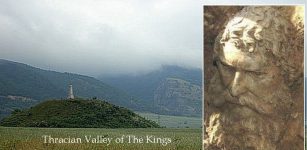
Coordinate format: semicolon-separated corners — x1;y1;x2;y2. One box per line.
230;71;247;97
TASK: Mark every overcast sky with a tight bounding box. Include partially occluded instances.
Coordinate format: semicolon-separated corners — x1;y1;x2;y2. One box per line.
0;0;203;77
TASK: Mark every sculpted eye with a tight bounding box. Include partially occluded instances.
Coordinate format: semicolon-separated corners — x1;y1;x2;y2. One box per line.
246;42;255;48
213;59;231;71
246;43;253;47
215;60;236;86
219;61;236;73
230;30;242;38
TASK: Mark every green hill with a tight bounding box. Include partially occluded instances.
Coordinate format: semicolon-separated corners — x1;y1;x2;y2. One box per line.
0;99;159;128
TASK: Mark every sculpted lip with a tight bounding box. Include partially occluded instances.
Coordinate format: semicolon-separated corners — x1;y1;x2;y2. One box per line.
220;91;279;114
237;94;271;115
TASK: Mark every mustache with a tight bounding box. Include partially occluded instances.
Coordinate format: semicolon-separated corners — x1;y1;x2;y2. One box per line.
211;86;290;117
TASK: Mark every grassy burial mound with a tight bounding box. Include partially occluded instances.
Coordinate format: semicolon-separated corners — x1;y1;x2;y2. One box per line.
0;99;159;128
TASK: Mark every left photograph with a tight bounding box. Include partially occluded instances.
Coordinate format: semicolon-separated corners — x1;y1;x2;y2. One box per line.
0;1;202;150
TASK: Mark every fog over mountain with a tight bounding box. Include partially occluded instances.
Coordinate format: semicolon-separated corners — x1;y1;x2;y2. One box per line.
0;0;202;77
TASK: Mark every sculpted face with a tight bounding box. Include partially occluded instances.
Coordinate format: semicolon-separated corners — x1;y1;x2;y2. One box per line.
205;11;292;149
214;17;291;116
205;6;303;150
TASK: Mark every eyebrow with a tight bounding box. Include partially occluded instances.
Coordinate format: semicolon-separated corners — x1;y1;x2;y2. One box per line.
230;27;244;32
230;27;245;32
228;29;244;38
218;56;264;73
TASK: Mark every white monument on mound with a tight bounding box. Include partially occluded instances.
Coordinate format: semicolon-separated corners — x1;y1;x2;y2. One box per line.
67;84;74;99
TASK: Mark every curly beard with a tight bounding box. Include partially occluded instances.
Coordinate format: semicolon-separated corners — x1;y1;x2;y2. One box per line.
204;74;292;150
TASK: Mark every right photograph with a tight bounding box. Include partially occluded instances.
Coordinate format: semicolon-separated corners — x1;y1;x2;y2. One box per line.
203;6;304;150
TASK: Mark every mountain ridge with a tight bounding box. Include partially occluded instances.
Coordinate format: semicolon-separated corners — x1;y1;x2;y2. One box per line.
0;59;148;119
0;59;202;118
100;65;202;117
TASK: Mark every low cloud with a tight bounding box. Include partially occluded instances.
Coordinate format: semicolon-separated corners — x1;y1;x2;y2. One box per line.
0;0;202;77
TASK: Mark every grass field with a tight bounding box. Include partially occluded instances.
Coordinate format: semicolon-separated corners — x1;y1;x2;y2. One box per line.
0;127;201;150
137;112;202;128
